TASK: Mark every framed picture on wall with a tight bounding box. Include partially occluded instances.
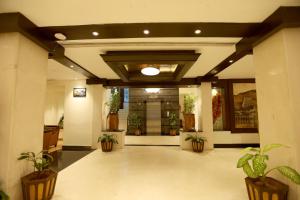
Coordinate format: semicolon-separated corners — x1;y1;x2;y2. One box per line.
228;79;258;133
73;88;86;97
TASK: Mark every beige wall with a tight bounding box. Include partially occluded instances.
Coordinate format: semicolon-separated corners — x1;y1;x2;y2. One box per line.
254;28;300;200
44;81;65;125
0;33;48;199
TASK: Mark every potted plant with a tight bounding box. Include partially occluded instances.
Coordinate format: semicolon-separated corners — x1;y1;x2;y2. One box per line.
18;151;57;200
128;113;142;136
98;134;118;152
183;95;196;131
0;189;9;200
106;91;121;131
169;112;178;136
185;133;206;152
237;144;300;200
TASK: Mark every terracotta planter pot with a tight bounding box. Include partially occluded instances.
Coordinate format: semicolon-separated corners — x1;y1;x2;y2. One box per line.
183;113;195;131
108;113;119;131
192;140;204;152
169;129;177;136
135;129;141;136
101;141;113;152
245;177;288;200
21;169;57;200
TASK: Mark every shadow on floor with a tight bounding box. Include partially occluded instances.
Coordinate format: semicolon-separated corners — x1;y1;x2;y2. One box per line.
50;150;93;172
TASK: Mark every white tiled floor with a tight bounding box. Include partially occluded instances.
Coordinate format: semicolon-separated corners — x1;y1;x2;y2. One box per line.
52;147;248;200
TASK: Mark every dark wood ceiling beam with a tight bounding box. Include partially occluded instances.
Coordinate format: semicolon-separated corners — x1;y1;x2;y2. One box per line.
0;12;99;80
39;23;260;40
202;6;300;80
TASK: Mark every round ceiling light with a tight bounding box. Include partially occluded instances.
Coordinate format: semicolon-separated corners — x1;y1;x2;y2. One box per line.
194;29;202;34
143;29;150;35
141;67;160;76
229;60;234;63
145;88;160;93
92;31;99;36
54;33;67;40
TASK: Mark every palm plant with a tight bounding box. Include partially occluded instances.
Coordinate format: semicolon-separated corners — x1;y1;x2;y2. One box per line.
169;112;178;129
183;95;195;114
185;134;206;143
237;144;300;184
106;91;120;114
128;113;142;130
18;151;53;178
0;190;9;200
98;134;118;144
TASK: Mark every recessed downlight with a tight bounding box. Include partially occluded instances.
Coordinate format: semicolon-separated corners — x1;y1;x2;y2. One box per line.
143;29;150;35
92;31;99;36
229;60;234;63
141;67;160;76
54;33;67;40
70;65;74;68
194;29;201;34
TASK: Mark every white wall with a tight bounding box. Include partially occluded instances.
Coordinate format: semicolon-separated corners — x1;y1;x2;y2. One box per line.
0;33;48;199
44;81;65;125
253;28;300;200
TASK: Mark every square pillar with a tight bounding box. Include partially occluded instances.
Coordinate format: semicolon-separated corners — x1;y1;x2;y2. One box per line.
253;28;300;200
0;33;48;199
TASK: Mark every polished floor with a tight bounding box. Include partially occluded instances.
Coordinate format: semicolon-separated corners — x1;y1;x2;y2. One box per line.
52;147;248;200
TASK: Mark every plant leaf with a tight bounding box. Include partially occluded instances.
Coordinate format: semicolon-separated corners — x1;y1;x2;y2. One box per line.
237;154;254;168
277;166;300;184
262;144;288;153
253;155;267;176
242;147;260;153
0;190;9;200
242;163;258;178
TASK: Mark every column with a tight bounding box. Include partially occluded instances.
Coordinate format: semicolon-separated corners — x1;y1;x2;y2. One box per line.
0;33;48;199
199;82;214;149
253;28;300;200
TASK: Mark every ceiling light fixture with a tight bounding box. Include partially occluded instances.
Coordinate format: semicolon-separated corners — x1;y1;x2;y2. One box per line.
145;88;160;93
141;67;160;76
143;29;150;35
54;33;67;40
92;31;99;36
70;65;74;68
194;29;201;34
229;60;234;63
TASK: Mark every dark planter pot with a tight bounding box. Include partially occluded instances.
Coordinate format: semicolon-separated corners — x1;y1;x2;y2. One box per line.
183;113;195;131
192;140;204;152
135;129;141;136
21;169;57;200
245;177;288;200
101;141;113;152
108;113;119;131
169;129;177;136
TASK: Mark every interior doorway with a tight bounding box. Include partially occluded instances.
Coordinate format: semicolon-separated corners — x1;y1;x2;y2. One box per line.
146;101;161;135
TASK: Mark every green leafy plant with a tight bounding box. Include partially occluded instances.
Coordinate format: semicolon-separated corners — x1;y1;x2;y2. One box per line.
18;151;53;178
128;113;142;129
0;190;9;200
169;112;178;129
237;144;300;184
185;134;206;143
183;95;195;114
58;114;64;129
98;134;118;144
106;91;120;114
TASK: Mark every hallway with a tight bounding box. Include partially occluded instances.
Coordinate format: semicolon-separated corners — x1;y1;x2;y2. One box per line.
52;147;247;200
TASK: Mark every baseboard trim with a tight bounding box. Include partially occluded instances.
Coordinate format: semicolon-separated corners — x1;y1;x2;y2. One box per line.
62;145;92;151
125;144;179;147
214;143;260;148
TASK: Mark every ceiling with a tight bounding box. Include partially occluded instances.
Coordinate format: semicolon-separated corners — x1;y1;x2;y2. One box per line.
1;0;299;81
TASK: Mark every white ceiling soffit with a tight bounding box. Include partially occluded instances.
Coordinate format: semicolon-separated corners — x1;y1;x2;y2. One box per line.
0;0;299;26
218;55;255;79
62;38;238;79
47;59;86;80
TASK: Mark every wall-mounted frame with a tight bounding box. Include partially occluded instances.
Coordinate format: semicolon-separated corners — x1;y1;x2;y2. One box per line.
228;79;258;133
73;88;86;97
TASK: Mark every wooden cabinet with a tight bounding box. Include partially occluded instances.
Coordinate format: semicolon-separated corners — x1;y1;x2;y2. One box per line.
43;126;59;151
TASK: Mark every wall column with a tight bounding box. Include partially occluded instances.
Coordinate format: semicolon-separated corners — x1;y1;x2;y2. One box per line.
253;28;300;200
0;33;48;199
199;82;214;149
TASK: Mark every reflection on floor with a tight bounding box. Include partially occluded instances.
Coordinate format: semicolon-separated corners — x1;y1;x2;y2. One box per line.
52;146;248;200
50;150;93;172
